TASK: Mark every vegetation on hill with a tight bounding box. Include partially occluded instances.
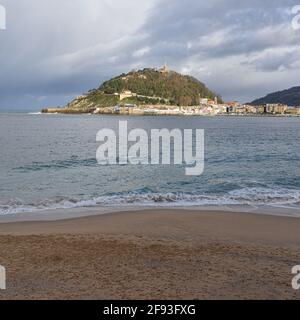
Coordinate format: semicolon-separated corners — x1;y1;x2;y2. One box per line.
250;87;300;106
65;68;222;111
99;68;222;105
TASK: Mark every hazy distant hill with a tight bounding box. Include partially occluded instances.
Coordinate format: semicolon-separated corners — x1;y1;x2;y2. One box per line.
250;87;300;106
63;67;222;112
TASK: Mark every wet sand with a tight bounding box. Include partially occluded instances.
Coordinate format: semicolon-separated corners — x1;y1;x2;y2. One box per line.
0;209;300;300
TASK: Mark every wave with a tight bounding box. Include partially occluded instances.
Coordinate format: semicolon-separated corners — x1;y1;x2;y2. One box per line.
1;187;300;215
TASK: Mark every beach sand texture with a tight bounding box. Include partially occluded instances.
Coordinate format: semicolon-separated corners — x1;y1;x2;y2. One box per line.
0;209;300;300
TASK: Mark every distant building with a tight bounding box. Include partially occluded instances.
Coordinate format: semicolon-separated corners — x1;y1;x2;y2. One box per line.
235;105;247;114
256;106;266;114
265;104;288;114
213;105;227;114
285;107;300;115
119;90;137;101
159;63;170;74
138;74;147;79
226;101;239;107
200;98;208;104
226;106;236;113
244;105;257;114
75;95;87;100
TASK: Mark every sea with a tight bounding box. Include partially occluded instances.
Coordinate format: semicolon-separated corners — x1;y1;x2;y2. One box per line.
0;112;300;217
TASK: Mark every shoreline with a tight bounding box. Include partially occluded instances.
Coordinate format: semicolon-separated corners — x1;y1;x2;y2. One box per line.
40;111;300;118
0;208;300;299
1;204;300;224
1;208;300;243
2;111;300;118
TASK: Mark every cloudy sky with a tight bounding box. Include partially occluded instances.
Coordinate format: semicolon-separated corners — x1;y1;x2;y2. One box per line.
0;0;300;110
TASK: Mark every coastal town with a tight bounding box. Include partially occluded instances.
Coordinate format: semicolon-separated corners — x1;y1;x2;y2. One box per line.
44;87;300;117
43;65;300;117
91;93;300;116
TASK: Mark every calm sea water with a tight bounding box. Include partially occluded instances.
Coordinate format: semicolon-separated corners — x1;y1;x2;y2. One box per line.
0;113;300;215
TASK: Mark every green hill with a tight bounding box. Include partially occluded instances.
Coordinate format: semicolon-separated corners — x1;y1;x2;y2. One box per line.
63;67;222;112
250;87;300;106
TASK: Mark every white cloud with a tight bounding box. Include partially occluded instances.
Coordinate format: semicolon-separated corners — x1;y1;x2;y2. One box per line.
132;46;151;58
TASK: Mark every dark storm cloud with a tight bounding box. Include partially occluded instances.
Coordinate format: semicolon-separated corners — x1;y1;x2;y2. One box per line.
135;0;300;102
0;0;299;109
141;0;298;55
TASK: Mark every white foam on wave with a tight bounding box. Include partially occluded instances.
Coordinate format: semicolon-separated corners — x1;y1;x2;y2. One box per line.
1;187;300;215
228;187;300;205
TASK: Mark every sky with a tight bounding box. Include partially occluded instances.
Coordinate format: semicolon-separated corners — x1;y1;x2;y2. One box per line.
0;0;300;110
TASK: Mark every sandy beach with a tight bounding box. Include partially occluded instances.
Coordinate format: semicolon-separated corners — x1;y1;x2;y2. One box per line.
0;209;300;300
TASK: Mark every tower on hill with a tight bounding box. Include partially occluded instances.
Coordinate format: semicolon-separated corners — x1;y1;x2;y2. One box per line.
159;63;169;74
